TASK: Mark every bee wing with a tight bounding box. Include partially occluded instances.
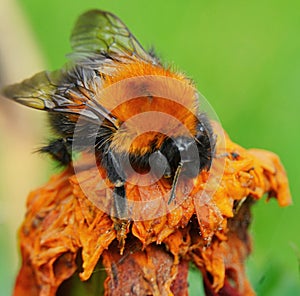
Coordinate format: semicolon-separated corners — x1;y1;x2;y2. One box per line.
2;69;112;123
2;10;156;126
3;70;62;110
70;10;157;64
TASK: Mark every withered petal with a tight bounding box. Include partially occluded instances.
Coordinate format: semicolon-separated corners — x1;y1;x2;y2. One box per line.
13;125;291;295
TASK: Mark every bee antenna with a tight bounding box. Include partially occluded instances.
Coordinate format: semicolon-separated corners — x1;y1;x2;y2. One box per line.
168;161;183;205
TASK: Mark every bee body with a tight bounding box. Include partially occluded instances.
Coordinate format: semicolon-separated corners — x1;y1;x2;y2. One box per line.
2;10;215;215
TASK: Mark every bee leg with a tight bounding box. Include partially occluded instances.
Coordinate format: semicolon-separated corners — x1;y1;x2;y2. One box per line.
111;185;130;254
112;217;130;255
104;150;128;218
104;150;131;253
39;138;72;165
113;184;128;219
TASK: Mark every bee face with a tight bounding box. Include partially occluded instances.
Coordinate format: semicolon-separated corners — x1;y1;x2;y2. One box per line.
2;10;216;217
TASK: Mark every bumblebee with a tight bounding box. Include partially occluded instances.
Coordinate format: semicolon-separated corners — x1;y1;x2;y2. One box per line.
2;10;215;218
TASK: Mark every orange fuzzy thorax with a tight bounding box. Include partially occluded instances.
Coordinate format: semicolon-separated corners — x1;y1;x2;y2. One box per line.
97;61;199;154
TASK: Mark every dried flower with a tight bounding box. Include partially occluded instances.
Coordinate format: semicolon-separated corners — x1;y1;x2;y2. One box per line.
13;124;291;296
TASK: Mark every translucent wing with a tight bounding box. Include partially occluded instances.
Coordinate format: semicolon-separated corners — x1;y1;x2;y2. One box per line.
1;10;157;127
2;68;117;126
3;70;62;110
70;10;157;64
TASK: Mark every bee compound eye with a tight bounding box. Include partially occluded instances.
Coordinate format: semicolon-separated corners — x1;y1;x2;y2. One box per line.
149;151;171;179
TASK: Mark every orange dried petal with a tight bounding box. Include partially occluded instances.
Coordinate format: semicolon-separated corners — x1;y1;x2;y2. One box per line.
13;124;291;295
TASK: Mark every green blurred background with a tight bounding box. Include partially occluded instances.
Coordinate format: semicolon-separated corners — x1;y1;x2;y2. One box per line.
1;0;299;295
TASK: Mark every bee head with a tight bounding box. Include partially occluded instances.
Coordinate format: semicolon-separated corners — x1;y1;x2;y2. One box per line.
147;122;214;204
